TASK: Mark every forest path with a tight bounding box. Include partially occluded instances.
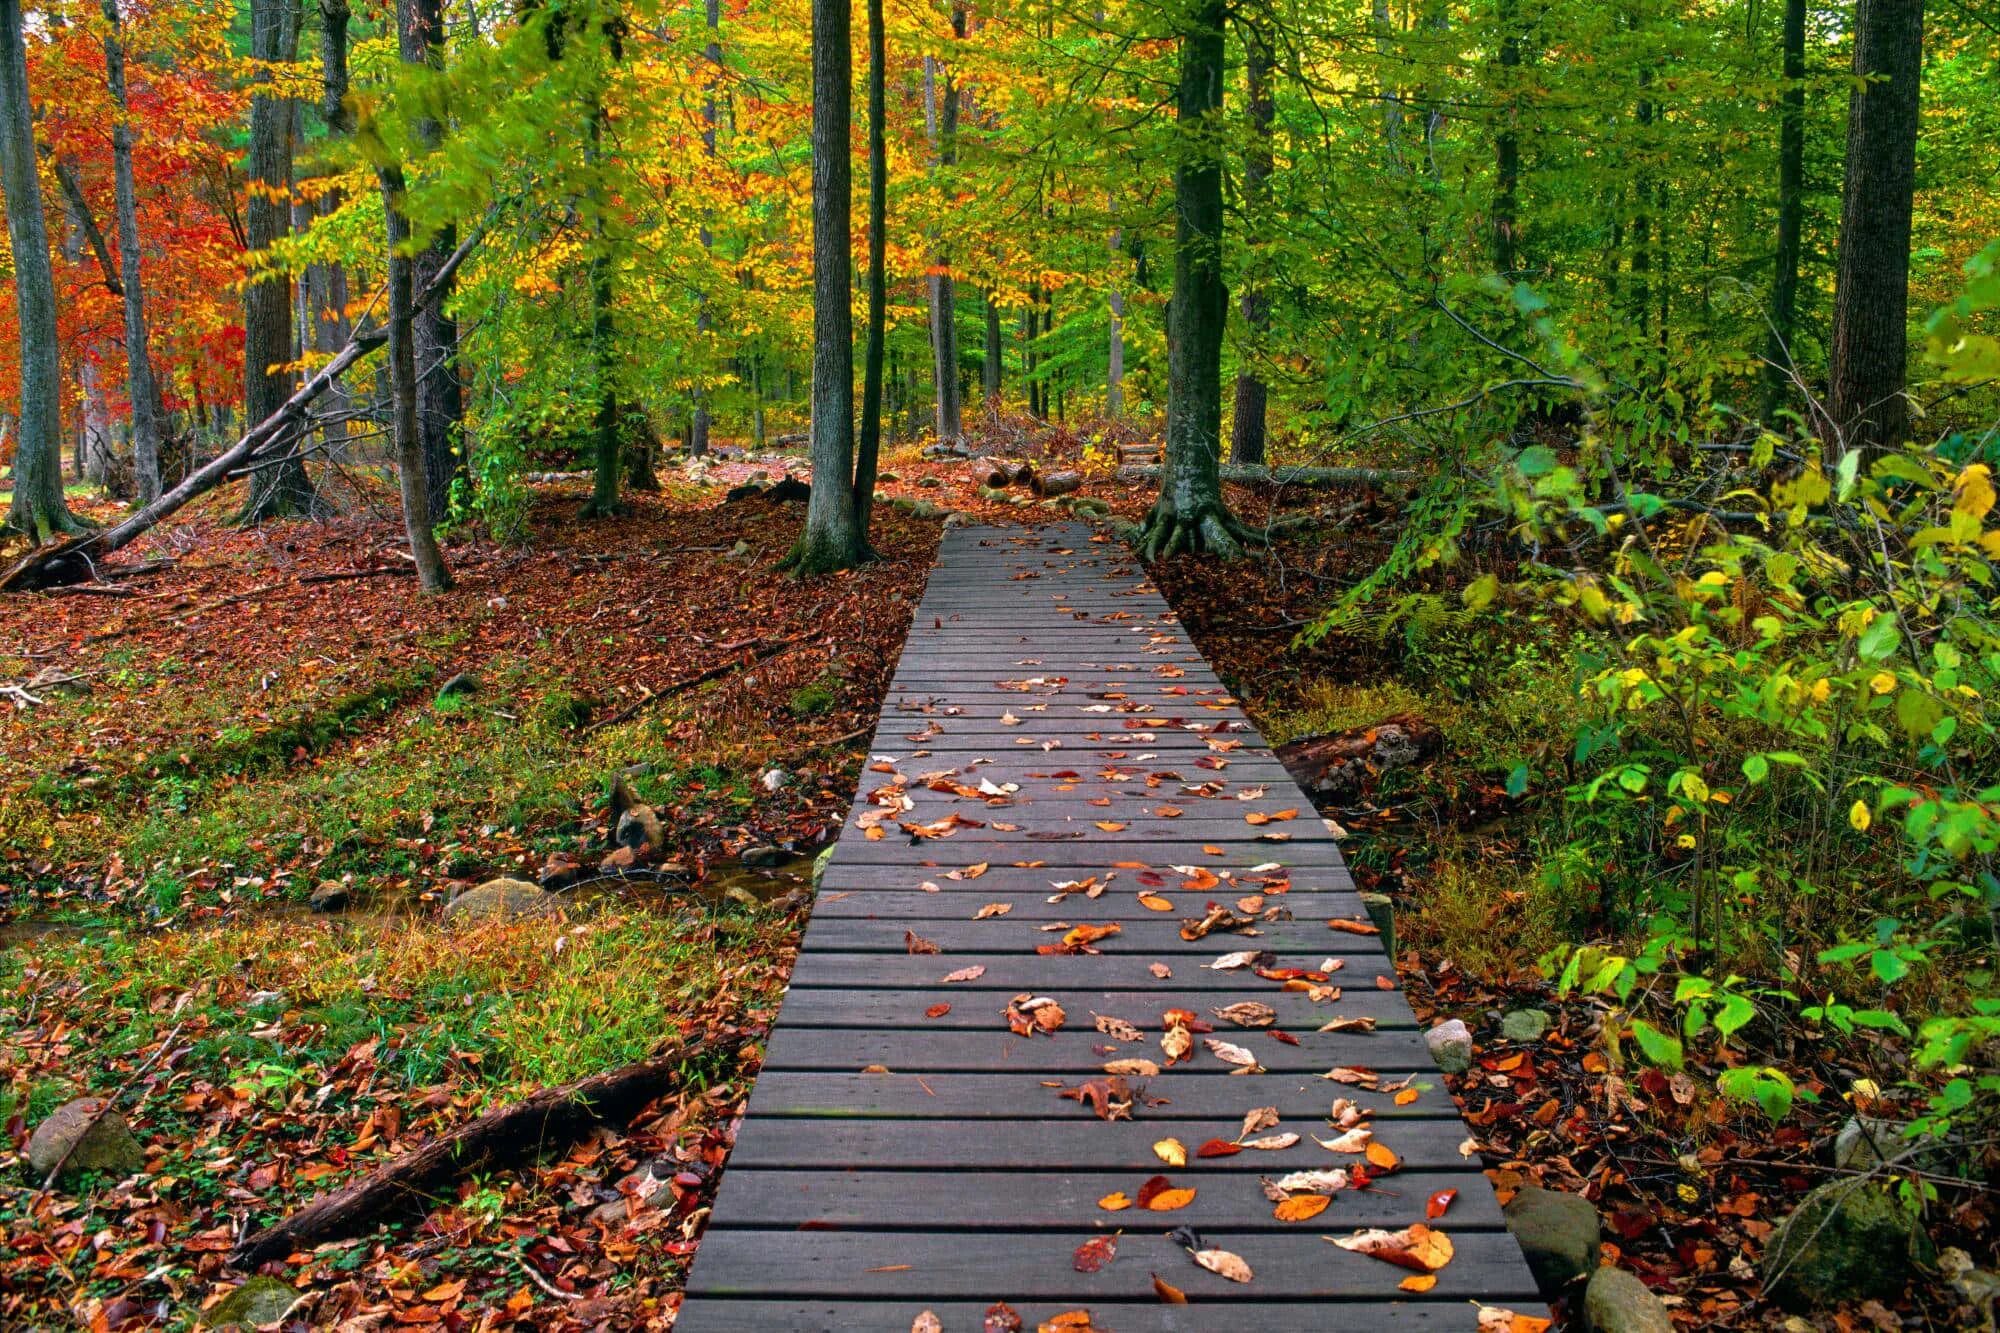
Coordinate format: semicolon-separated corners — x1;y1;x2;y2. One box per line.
677;522;1545;1330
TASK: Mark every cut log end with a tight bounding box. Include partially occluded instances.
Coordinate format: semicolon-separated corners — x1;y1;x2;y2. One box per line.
1031;469;1083;498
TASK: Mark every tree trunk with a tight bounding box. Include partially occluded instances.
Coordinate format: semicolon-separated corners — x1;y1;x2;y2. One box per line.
922;10;965;445
397;0;462;522
690;0;721;458
1107;226;1124;418
1138;0;1253;560
1760;0;1806;419
581;96;623;518
378;166;451;592
0;0;79;541
1230;18;1272;466
1491;0;1521;275
101;0;167;505
239;0;319;523
984;292;1002;410
1825;0;1923;456
854;0;886;527
785;0;867;573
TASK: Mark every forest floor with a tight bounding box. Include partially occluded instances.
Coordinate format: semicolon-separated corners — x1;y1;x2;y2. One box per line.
2;426;1990;1329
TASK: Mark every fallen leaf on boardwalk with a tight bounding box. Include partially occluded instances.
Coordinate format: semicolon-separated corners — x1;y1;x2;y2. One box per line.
1365;1141;1401;1171
1375;975;1395;990
865;826;886;839
974;902;1012;919
1007;994;1066;1036
905;930;942;954
1209;950;1263;971
1270;1029;1301;1046
1328;1098;1365;1127
1153;1137;1188;1167
914;1312;943;1333
1059;1076;1134;1121
1236;894;1265;914
1204;1037;1258;1069
1099;1191;1131;1211
1398;1273;1438;1293
1195;1138;1242;1158
1146;1186;1197;1212
1317;1127;1373;1153
947;862;989;880
1149;963;1173;979
1104;1057;1159;1077
925;1002;952;1018
1476;1309;1554;1333
920;881;942;893
1038;1313;1103;1333
1094;1014;1144;1042
1273;1169;1351;1193
1460;1136;1479;1158
1151;1273;1188;1304
1133;1174;1175;1208
1274;1194;1332;1222
984;1303;1025;1333
1242;1132;1300;1150
1322;1066;1380;1087
1426;1188;1458;1219
1062;923;1122;950
1153;806;1183;818
1329;1224;1455;1272
1095;821;1128;832
1394;1087;1422;1106
1001;711;1021;725
1214;1001;1276;1028
1136;892;1175;912
1181;866;1221;891
1192;1248;1253;1283
1238;1105;1280;1138
940;965;986;983
1073;1234;1119;1273
1326;918;1380;935
861;1064;892;1073
1160;1025;1193;1066
1317;1016;1377;1034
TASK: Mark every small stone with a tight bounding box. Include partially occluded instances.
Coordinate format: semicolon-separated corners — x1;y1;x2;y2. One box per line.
727;539;753;559
1583;1266;1674;1332
1425;1018;1474;1073
207;1276;303;1330
1833;1115;1906;1170
27;1098;146;1183
917;475;944;488
442;877;560;927
740;844;788;868
615;804;664;856
1502;1008;1552;1042
436;671;478;699
877;470;901;483
1504;1185;1602;1292
308;881;349;914
761;768;788;794
1761;1179;1934;1310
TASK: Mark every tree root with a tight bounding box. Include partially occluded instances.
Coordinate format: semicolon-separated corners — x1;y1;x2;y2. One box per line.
1134;496;1266;562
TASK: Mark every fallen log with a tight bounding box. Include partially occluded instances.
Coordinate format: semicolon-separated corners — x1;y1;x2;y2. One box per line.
231;1034;722;1269
1115;463;1417;489
1;217;492;594
975;457;1034;488
1274;714;1442;805
1031;469;1083;498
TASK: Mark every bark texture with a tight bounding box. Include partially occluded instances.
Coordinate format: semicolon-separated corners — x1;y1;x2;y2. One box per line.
1825;0;1924;455
0;0;80;540
399;0;462;520
102;0;168;505
922;9;965;444
378;166;452;592
1229;19;1273;466
855;0;886;527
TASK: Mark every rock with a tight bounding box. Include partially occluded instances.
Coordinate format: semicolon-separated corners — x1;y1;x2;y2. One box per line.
1834;1115;1900;1169
741;844;788;868
1583;1266;1673;1332
1504;1185;1602;1291
761;768;788;793
615;804;664;856
308;880;349;913
1761;1179;1933;1310
442;877;559;927
436;671;478;699
917;475;944;488
877;470;901;483
1502;1009;1552;1042
207;1276;303;1330
942;512;972;529
27;1098;146;1182
1939;1247;2000;1328
726;539;753;560
1425;1018;1474;1073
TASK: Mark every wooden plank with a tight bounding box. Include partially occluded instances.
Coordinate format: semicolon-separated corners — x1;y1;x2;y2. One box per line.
760;1025;1442;1074
804;891;1374;920
794;918;1369;954
767;952;1403;991
677;1300;1532;1332
684;1229;1542;1302
768;987;1415;1030
741;1071;1459;1119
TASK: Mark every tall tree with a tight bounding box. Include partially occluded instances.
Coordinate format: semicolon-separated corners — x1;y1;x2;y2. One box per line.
1137;0;1255;559
923;6;964;444
399;0;464;521
784;0;868;572
1107;228;1124;418
1825;0;1924;455
1229;17;1273;465
983;293;1002;409
0;0;80;540
689;0;720;458
1760;0;1807;418
854;0;886;527
1491;0;1522;275
239;0;320;522
377;162;452;592
101;0;168;505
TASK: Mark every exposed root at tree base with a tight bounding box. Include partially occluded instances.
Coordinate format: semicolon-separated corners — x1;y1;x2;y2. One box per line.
1135;498;1265;561
779;539;877;577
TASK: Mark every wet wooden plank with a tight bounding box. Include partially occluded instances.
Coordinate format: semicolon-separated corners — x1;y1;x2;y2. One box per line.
759;1024;1443;1074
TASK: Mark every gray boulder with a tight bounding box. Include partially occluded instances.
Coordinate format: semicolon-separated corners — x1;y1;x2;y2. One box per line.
27;1097;145;1182
1502;1009;1552;1042
307;881;349;913
207;1276;303;1329
1761;1179;1933;1310
443;877;559;927
741;844;788;868
1504;1185;1602;1291
1425;1018;1474;1073
1583;1266;1673;1332
615;804;664;856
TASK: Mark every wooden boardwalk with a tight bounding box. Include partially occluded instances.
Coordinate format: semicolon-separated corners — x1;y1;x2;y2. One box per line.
680;523;1544;1330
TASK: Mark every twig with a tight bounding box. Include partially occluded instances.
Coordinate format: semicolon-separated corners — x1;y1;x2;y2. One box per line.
299;567;418;585
583;637;802;734
514;1253;587;1301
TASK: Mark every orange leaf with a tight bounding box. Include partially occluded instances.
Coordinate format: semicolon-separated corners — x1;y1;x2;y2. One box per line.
1273;1194;1332;1222
1137;892;1175;912
925;1002;951;1018
1145;1187;1197;1212
1097;1192;1131;1211
1398;1273;1439;1293
1426;1188;1458;1219
1365;1141;1401;1171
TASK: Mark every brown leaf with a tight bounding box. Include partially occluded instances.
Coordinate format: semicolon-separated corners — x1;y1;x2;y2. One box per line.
925;1002;952;1019
1073;1234;1118;1273
905;930;942;955
1058;1077;1134;1121
940;964;986;983
1317;1015;1377;1034
1273;1194;1331;1222
1238;1105;1280;1138
1326;917;1381;935
1103;1057;1160;1077
1330;1224;1455;1272
1136;891;1175;912
1214;1001;1277;1028
974;902;1012;919
1094;1014;1144;1042
1426;1188;1458;1219
1195;1137;1242;1158
1399;1273;1439;1293
1192;1248;1253;1283
1242;1132;1300;1150
1149;962;1173;979
984;1305;1026;1333
914;1312;943;1333
1204;1037;1259;1068
1150;1273;1188;1304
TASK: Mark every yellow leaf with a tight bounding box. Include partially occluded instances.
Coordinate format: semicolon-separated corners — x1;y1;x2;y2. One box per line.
1152;1137;1187;1167
1849;799;1871;832
1399;1273;1439;1293
1273;1194;1331;1222
1955;463;1995;521
1098;1192;1131;1211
